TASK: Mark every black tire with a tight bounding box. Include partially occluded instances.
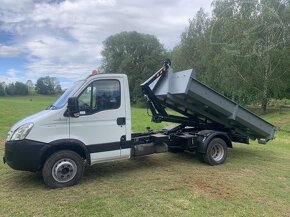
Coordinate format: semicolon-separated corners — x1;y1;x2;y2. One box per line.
42;150;84;188
204;138;228;165
196;152;206;163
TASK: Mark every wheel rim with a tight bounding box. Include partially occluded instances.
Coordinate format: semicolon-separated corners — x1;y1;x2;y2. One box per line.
52;158;77;183
210;143;224;162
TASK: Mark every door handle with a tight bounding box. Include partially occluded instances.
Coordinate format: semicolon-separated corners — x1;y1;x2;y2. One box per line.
117;117;126;125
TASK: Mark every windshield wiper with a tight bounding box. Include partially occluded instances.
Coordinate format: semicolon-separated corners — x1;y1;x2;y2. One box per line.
47;105;57;110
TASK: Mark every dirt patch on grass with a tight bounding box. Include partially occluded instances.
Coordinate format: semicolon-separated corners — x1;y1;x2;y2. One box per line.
191;177;239;200
159;158;254;201
163;172;243;200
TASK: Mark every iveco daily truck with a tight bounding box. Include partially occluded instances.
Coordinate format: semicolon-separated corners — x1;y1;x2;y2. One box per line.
4;60;275;188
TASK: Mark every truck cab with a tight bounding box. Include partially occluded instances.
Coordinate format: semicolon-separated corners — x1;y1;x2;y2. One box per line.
4;73;132;187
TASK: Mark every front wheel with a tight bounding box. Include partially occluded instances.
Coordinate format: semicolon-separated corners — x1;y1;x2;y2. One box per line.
42;150;84;188
204;138;228;165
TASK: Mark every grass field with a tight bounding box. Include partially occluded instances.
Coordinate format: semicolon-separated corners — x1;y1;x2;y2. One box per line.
0;96;290;217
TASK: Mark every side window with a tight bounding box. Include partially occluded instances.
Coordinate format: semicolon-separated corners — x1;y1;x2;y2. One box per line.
78;79;120;115
78;85;92;112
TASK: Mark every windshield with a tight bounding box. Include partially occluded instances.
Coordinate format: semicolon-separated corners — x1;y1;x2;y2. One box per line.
48;80;84;110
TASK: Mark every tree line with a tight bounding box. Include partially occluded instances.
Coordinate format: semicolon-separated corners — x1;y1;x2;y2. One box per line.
0;76;62;96
101;0;290;113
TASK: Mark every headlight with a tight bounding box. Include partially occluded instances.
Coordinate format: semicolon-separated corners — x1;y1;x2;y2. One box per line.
10;123;34;141
6;131;13;141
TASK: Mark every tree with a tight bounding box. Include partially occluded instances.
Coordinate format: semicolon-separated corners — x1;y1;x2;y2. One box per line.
55;84;62;94
5;83;16;96
102;31;166;104
0;83;5;96
210;0;290;113
170;8;211;73
26;80;34;95
35;76;60;95
5;82;28;96
171;1;290;113
14;82;28;95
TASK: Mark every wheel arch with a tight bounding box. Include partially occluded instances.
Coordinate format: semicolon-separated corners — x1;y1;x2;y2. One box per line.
197;130;232;154
40;139;91;169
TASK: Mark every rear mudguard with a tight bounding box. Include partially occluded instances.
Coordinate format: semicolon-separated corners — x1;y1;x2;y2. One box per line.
196;130;232;154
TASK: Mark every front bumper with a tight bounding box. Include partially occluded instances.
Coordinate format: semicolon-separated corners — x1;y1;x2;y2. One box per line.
4;139;48;172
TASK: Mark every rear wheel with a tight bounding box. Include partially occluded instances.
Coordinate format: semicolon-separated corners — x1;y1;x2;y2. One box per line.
42;150;84;188
204;138;228;165
196;152;205;163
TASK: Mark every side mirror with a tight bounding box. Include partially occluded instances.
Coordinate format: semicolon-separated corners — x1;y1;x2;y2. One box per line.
67;97;80;118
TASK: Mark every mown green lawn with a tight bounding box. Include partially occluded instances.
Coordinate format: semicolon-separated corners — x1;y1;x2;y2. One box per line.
0;96;290;217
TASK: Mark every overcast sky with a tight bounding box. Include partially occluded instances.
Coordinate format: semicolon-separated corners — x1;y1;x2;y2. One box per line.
0;0;212;87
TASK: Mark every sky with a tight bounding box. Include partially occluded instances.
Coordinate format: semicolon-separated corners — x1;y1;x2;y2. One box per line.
0;0;212;88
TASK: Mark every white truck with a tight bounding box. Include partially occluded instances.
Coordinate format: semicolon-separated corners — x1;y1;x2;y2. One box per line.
4;60;275;188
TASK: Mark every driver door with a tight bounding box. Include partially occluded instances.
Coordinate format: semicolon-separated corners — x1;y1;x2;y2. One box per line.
69;78;126;164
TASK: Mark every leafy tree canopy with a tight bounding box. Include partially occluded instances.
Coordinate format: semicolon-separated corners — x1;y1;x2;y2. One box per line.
102;31;166;104
35;76;61;95
171;0;290;113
